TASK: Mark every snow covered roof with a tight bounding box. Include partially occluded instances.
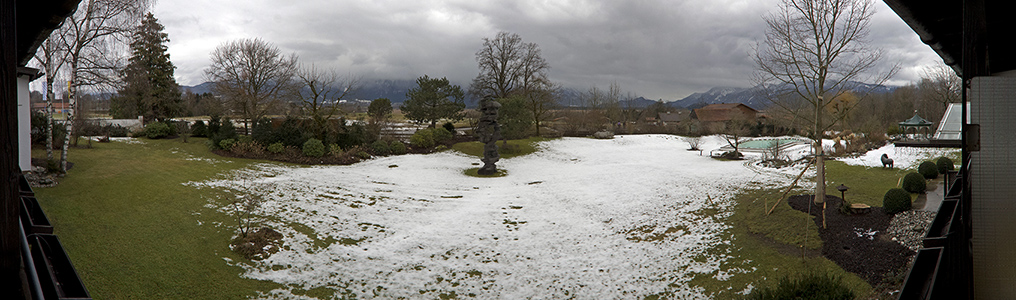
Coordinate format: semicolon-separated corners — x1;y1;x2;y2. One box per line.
899;114;933;127
934;103;966;140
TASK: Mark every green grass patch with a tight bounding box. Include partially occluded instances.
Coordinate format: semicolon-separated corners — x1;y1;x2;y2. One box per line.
684;187;871;299
463;167;508;177
452;136;550;159
824;160;909;207
31;137;280;299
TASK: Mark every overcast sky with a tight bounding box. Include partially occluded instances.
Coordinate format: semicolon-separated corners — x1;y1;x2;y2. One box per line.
152;0;943;100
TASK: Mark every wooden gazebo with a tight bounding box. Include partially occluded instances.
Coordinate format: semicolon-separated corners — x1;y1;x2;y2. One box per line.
899;113;933;140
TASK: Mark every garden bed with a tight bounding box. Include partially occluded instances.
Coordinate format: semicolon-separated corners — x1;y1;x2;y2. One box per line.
787;195;914;286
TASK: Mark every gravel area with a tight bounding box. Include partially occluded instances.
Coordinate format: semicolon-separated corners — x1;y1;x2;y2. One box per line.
886;210;937;251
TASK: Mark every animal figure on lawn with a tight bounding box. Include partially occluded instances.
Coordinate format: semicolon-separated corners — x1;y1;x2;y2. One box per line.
881;153;894;168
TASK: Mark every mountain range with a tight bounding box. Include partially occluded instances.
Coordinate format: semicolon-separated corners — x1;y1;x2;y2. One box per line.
180;80;897;110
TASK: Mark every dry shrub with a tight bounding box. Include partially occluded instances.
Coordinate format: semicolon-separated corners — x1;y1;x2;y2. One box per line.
230;227;283;260
231;140;265;156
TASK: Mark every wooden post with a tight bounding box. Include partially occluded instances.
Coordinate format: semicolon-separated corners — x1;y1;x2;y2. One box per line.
1;0;25;293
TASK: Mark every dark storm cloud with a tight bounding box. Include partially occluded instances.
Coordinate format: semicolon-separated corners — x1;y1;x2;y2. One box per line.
155;0;940;100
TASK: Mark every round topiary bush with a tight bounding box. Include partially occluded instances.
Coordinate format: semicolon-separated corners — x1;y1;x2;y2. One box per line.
218;138;236;151
883;188;913;214
302;138;325;157
370;140;390;156
902;172;927;193
918;161;939;179
390;140;407;155
936;156;954;174
432;127;452;143
267;142;285;154
144;122;171;139
410;129;435;148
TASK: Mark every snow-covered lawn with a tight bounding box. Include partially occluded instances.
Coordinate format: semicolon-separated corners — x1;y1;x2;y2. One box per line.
838;143;958;170
189;135;951;299
192;135;810;298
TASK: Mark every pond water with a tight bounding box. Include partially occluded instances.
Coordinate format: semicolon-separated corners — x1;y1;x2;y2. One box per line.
737;138;807;149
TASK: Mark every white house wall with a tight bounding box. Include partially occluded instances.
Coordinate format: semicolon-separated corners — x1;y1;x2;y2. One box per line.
970;76;1016;299
16;74;30;172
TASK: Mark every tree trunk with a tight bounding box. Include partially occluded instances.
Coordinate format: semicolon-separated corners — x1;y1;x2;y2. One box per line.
815;95;826;228
62;61;76;172
45;77;55;162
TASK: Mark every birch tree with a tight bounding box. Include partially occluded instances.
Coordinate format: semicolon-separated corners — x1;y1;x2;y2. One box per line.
60;0;149;171
33;31;68;164
752;0;896;219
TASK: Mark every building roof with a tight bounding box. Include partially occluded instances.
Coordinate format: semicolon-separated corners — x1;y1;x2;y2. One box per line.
934;103;965;140
884;0;1015;77
658;110;689;123
16;0;80;65
697;103;758;112
693;103;757;123
899;114;933;127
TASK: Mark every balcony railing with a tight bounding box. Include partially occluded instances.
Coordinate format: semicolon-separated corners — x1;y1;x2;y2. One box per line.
16;173;91;300
898;166;972;299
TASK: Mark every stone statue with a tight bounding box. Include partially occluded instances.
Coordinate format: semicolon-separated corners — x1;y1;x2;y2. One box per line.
475;96;502;175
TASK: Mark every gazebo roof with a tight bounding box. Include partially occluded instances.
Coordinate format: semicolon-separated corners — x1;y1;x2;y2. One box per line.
899;114;933;127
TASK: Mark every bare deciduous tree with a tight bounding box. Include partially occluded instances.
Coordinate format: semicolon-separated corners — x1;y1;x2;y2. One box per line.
753;0;896;211
918;62;961;115
59;0;149;172
205;38;298;134
293;65;358;140
471;31;556;136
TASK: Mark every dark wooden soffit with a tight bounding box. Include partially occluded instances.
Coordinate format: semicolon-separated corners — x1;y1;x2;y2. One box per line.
16;0;80;66
883;0;1015;78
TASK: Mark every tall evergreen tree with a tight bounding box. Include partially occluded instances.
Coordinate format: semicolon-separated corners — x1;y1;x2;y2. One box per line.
403;75;465;128
114;12;180;122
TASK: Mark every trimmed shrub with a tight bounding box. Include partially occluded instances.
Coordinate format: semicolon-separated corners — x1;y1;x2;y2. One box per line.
191;121;207;137
390;140;407;155
936;156;955;174
433;127;452;143
883;188;913;214
918;161;939;179
357;151;371;159
267;142;285;154
410;129;435;148
219;138;236;151
144;122;171;139
747;273;854;300
902;172;927;193
370;140;390;156
443;122;456;135
302;138;326;157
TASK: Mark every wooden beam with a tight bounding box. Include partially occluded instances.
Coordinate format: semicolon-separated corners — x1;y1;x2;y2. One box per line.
1;0;25;294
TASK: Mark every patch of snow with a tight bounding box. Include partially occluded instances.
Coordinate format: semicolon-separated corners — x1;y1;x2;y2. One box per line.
85;136;145;144
837;143;958;170
192;135;803;299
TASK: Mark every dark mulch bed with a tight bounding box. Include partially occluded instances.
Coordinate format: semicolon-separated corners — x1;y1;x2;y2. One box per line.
787;195;914;286
214;135;475;166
